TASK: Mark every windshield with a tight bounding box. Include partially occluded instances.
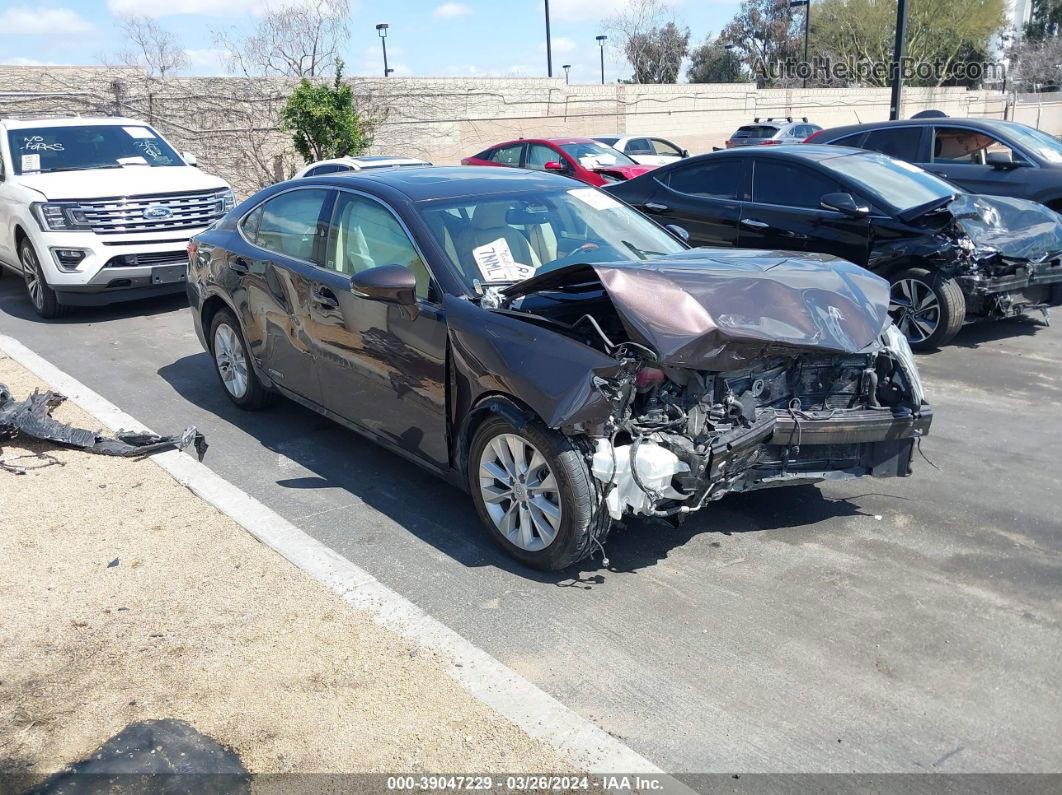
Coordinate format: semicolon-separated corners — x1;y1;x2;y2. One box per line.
818;151;956;214
559;142;637;168
7;124;183;175
996;121;1062;164
418;186;686;288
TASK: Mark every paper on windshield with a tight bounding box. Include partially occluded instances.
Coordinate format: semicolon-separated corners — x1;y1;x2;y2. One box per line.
117;156;150;166
472;238;536;282
579;154;617;167
568;187;622;211
124;126;156;139
21;154;40;172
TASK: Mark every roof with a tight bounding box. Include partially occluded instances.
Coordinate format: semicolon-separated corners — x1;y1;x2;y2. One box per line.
1;116;153;130
817;116;1016;138
298;165;577;202
697;144;868;163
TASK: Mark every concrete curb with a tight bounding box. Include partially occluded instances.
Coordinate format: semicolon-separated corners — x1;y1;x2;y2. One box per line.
0;333;667;777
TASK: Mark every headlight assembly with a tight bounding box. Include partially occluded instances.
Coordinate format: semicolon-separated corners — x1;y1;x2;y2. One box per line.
31;202;92;232
883;324;925;406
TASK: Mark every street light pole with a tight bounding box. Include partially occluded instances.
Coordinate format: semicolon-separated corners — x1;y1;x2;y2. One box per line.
544;0;553;77
562;64;571;84
596;35;607;84
376;23;392;77
789;0;810;89
724;43;736;83
888;0;908;119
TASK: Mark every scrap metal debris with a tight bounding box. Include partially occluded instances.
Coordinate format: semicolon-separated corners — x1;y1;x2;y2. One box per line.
0;383;206;472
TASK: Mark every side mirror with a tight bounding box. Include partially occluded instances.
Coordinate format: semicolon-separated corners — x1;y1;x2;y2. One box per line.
665;223;690;242
680;149;690;158
183;152;198;167
350;264;417;306
544;161;566;172
986;150;1021;169
820;192;870;219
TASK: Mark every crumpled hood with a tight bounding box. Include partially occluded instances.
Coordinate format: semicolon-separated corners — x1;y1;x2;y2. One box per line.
17;166;228;201
503;249;891;370
947;194;1062;262
591;163;656;179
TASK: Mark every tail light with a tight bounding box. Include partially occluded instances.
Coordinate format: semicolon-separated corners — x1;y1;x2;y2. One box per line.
760;139;781;145
803;130;825;143
635;367;665;390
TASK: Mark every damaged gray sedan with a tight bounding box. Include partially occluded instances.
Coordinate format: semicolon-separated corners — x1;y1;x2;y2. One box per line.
188;167;932;570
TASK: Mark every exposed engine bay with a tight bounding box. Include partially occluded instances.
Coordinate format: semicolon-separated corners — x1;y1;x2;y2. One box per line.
486;254;932;523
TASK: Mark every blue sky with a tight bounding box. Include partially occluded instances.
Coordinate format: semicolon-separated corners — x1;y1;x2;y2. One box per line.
0;0;742;82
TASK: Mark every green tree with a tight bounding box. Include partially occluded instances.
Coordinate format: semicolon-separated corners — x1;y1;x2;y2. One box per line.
811;0;1005;87
721;0;804;86
1025;0;1062;40
687;35;750;82
279;59;373;164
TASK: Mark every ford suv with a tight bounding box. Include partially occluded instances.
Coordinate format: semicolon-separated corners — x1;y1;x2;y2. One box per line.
0;116;234;317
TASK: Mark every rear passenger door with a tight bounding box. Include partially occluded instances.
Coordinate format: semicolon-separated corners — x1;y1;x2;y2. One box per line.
649;157;749;246
860;126;929;165
741;158;870;265
236;187;333;406
489;143;525;168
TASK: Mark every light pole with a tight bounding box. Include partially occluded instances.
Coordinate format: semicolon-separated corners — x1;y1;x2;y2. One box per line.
724;43;737;83
888;0;908;119
376;23;393;77
789;0;810;88
544;0;553;77
562;64;571;84
596;35;607;85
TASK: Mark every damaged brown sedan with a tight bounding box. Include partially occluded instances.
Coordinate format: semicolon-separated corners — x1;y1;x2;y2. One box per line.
188;167;931;570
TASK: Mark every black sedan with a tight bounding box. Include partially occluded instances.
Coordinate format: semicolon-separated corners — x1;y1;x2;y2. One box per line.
187;167;930;570
606;146;1062;349
809;116;1062;211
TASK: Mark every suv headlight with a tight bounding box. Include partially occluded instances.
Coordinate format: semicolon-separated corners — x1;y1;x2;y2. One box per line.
883;324;925;405
31;202;92;232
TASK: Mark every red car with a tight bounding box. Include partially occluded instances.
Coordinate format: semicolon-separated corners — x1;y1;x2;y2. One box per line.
461;137;656;187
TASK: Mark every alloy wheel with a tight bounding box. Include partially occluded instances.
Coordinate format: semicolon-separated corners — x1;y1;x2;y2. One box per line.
213;323;249;399
22;247;44;311
478;433;562;552
889;277;940;344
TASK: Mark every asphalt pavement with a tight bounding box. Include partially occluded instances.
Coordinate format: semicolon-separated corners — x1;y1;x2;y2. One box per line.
1;274;1059;774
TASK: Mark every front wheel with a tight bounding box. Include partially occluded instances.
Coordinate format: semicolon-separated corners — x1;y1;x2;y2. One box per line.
888;267;965;351
20;239;69;319
468;415;608;571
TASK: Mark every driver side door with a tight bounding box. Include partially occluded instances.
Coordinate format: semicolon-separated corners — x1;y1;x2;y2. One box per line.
926;125;1034;199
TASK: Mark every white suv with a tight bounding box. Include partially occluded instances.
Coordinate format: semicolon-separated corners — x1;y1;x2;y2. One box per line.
0;116;234;318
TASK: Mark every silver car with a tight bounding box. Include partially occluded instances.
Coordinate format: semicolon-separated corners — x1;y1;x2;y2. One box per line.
725;118;821;148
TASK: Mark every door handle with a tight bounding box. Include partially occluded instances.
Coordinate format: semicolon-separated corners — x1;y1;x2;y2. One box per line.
311;286;339;310
740;218;770;230
229;257;250;274
643;202;670;213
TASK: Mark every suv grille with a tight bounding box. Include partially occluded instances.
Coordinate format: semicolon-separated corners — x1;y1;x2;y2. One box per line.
77;190;228;235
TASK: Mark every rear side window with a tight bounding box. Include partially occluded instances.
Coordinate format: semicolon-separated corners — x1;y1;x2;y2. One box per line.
246;188;330;263
829;132;866;148
753;160;843;209
490;144;524;165
626;137;654;155
307;163;340;176
665;159;746;199
863;128;923;162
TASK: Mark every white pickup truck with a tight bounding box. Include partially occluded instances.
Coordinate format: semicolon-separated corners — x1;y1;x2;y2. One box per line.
0;116;234;317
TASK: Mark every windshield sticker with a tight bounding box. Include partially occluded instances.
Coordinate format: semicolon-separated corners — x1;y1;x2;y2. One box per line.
135;140;164;159
124;126;156;139
568;187;622;211
21;135;63;152
117;155;149;166
21;154;41;172
472;238;535;282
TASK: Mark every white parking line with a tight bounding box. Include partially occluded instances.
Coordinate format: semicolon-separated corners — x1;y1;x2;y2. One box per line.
0;334;669;778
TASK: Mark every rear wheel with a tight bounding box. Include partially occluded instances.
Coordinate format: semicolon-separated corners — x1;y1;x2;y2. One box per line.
468;415;607;571
20;238;69;319
888;267;965;350
209;308;270;409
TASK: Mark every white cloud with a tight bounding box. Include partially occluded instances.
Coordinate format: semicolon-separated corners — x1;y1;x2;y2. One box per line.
0;7;93;35
0;56;61;65
433;2;471;17
184;48;229;74
549;0;625;23
541;36;577;55
106;0;257;17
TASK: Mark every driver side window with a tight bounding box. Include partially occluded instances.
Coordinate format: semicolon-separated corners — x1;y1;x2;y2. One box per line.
323;192;433;300
933;126;1026;165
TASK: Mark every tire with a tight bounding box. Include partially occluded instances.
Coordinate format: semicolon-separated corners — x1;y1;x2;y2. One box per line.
888;267;965;351
20;238;70;319
209;308;270;409
468;414;609;571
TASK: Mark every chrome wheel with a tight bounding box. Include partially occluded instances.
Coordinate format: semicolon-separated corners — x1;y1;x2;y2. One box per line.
22;246;44;311
890;277;940;344
213;322;249;399
478;433;562;552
